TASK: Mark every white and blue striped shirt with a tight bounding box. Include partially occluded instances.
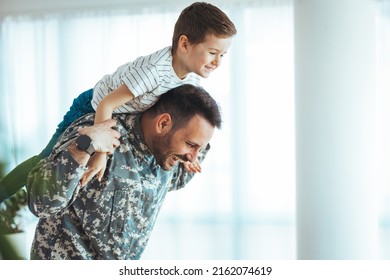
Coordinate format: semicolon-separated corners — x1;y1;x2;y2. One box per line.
92;46;201;113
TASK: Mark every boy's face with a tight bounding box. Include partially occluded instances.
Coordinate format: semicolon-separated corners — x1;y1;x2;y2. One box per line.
186;34;232;78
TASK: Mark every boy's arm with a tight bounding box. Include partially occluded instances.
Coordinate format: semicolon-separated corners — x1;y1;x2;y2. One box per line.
94;84;135;124
82;84;135;185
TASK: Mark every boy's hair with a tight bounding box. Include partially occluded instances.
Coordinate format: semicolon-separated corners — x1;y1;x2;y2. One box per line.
148;84;222;130
172;2;237;53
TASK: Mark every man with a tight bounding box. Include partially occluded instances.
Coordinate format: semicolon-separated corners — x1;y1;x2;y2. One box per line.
27;84;221;260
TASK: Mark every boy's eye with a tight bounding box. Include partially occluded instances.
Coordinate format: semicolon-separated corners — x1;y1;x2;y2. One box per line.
209;52;216;55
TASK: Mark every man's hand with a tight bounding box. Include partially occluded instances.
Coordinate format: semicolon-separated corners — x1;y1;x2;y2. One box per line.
78;119;121;154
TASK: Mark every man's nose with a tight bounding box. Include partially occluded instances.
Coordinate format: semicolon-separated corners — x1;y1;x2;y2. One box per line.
186;149;200;163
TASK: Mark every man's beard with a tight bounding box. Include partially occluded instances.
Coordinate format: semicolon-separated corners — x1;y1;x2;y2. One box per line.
151;131;175;171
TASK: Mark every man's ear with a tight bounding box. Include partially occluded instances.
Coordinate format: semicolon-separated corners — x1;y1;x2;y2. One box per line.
156;113;172;134
178;35;191;53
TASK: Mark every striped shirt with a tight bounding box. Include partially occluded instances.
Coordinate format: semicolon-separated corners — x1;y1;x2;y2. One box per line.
92;46;201;113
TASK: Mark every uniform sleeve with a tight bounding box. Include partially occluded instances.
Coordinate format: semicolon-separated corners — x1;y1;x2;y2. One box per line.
27;151;86;217
168;144;211;192
27;116;93;217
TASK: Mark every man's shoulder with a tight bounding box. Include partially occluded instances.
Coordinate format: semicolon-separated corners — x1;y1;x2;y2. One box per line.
114;114;137;131
113;113;151;156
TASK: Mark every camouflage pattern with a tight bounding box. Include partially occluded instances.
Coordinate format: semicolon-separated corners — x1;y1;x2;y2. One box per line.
27;113;209;260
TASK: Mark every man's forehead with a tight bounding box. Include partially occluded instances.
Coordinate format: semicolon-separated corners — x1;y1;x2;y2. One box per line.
178;115;215;147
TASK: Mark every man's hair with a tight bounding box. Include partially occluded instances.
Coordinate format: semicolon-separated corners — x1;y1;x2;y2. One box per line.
171;2;237;53
148;84;222;130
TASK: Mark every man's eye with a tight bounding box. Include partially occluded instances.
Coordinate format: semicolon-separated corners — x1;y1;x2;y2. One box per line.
186;142;195;148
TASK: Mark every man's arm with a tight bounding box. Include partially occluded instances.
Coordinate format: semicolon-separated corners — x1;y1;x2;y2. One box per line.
27;118;121;217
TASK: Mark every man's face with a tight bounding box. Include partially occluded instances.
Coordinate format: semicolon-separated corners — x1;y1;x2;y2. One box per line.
151;115;215;171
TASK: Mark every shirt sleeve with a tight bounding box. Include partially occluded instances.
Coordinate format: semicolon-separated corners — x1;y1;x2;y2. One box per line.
27;117;93;217
121;64;161;98
27;151;86;217
91;64;161;113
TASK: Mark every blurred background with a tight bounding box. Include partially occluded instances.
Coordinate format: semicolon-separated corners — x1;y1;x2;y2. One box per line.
0;0;389;260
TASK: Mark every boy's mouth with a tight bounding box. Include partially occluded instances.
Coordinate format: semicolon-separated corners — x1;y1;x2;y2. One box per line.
205;66;215;72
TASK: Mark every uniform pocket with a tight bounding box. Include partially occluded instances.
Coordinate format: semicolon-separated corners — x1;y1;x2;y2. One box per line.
109;189;129;233
81;188;130;234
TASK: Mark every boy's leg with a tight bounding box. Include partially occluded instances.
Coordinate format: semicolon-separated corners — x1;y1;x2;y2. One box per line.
0;155;41;203
39;88;94;158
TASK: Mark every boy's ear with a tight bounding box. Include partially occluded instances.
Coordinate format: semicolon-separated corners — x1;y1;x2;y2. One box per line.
156;113;172;134
178;35;190;53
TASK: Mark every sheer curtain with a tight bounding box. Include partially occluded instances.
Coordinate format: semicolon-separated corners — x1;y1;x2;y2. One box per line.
0;0;295;259
377;0;390;260
1;0;389;260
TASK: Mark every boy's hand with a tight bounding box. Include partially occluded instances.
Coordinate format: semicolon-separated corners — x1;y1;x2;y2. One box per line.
80;152;108;186
78;119;120;154
183;159;202;173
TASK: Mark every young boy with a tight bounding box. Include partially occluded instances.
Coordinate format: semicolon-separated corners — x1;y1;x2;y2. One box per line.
0;2;236;202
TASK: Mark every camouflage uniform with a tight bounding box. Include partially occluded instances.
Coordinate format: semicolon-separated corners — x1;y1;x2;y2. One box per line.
27;113;209;260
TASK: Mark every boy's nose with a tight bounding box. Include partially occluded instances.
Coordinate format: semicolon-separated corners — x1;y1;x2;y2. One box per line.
212;57;221;67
